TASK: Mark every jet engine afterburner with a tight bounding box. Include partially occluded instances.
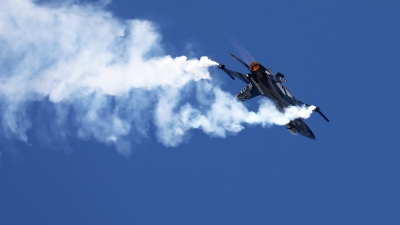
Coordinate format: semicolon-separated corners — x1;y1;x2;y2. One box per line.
250;61;260;72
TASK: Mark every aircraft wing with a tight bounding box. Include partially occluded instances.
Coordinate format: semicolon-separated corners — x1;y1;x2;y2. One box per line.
218;64;250;84
315;107;330;122
235;83;261;102
297;100;330;122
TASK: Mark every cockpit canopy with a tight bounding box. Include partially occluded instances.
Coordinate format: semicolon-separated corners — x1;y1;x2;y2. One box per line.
286;124;298;135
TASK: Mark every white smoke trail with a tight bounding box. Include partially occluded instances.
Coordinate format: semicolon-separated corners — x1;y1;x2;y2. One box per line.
0;0;315;155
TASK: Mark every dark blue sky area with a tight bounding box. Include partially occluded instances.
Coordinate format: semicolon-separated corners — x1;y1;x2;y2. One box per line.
1;0;400;224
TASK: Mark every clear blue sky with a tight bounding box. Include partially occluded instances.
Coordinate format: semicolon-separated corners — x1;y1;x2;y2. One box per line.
1;0;400;224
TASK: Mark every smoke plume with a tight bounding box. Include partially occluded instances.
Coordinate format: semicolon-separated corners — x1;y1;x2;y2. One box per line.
0;0;315;155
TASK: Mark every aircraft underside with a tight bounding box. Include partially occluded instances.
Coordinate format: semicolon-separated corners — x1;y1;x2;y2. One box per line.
217;53;329;139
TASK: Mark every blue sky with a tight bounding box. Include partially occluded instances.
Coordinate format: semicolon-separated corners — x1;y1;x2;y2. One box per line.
1;0;400;224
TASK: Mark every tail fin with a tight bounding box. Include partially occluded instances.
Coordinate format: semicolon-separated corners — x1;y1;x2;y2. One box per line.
230;53;250;70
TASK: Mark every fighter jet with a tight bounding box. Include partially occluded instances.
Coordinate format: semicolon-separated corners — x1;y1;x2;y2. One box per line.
217;53;329;139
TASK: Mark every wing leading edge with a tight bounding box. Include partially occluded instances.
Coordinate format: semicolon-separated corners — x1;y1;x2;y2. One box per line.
218;64;250;84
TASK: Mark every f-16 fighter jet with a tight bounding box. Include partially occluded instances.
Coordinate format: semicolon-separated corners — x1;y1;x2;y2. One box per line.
218;53;329;139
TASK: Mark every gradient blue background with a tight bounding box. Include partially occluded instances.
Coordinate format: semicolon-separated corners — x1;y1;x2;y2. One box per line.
1;0;400;224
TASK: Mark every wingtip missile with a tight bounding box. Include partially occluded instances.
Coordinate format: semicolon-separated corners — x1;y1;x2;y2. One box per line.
217;63;235;80
315;107;330;122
